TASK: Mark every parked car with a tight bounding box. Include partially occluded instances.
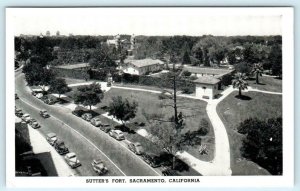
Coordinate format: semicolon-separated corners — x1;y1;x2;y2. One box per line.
161;167;180;176
29;118;37;124
128;142;144;155
142;154;162;168
91;159;108;175
72;110;85;117
46;133;57;146
15;108;22;116
90;117;102;127
21;113;31;123
100;124;111;133
65;152;81;168
30;121;41;129
36;93;43;99
15;111;23;117
39;110;50;118
44;98;56;105
109;130;125;141
81;113;93;121
31;91;37;96
54;140;69;155
15;93;19;100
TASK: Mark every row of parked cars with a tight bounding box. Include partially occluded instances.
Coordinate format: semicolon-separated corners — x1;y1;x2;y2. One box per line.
46;132;108;175
71;110;181;176
32;91;57;105
72;110;126;141
15;107;50;129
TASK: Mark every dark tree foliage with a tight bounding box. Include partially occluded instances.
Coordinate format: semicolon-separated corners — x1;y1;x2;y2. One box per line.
22;63;56;87
74;82;104;110
181;70;192;77
235;61;252;76
49;78;71;98
221;74;234;86
238;117;282;175
269;44;282;77
108;96;138;124
182;51;191;65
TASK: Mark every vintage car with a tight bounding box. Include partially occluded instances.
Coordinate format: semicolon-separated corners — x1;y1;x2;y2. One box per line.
15;108;23;117
141;154;162;168
91;159;108;175
90;117;102;127
100;123;111;133
15;93;19;100
161;167;180;176
72;110;86;117
46;132;57;146
39;110;50;118
36;93;43;99
30;121;41;129
21;113;31;123
54;140;69;155
128;142;144;155
65;152;81;168
81;113;93;121
109;130;125;141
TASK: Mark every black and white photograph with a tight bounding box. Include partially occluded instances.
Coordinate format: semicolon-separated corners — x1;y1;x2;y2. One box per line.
6;7;294;187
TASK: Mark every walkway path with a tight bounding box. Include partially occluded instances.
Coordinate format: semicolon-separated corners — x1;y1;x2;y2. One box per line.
66;82;234;175
62;81;279;176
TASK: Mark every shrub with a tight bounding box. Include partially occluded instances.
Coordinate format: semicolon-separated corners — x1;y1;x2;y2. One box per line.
198;119;210;136
189;76;198;81
182;70;192;77
221;74;234;86
181;86;194;94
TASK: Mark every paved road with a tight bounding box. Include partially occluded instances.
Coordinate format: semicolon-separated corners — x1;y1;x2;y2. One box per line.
15;71;161;176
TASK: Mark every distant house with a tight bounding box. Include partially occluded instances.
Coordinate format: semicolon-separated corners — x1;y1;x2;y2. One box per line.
107;34;135;51
122;58;164;75
184;66;234;99
194;76;220;99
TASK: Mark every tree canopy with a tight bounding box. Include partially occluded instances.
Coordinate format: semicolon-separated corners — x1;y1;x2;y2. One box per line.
238;117;282;175
49;78;71;98
108;96;138;124
73;82;104;110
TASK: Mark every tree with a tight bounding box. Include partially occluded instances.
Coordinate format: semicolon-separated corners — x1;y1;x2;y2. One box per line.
182;51;191;65
108;96;138;125
73;83;103;110
198;118;210;136
143;63;199;169
235;61;252;76
238;117;282;175
269;44;282;78
251;63;263;84
49;78;71;98
22;61;56;91
232;73;248;97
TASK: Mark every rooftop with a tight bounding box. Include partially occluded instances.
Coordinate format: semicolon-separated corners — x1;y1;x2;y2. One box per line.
54;63;89;70
193;76;220;85
184;66;234;78
125;58;164;68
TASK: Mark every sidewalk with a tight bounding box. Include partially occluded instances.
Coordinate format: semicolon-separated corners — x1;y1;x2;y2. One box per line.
27;125;76;176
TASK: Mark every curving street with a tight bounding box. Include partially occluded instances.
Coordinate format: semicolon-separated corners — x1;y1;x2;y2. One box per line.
15;70;161;176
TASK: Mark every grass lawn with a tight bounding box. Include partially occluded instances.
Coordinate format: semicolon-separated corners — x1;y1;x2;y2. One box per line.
247;76;282;92
217;91;282;175
63;77;93;85
98;88;214;162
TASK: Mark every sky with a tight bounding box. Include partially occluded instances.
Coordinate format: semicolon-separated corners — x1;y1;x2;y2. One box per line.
7;8;282;36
